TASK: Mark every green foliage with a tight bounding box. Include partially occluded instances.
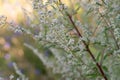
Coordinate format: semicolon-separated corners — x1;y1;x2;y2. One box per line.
24;47;46;74
5;0;120;80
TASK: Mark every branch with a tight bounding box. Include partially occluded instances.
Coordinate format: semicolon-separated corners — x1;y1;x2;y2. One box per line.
99;12;120;49
66;13;108;80
13;62;28;80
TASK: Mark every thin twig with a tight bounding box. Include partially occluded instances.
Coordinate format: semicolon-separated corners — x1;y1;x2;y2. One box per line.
99;12;120;49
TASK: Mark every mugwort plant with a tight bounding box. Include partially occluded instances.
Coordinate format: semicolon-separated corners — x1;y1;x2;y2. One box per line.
6;0;120;80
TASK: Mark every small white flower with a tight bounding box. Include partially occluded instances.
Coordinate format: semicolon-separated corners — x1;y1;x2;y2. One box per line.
9;75;14;80
67;39;73;47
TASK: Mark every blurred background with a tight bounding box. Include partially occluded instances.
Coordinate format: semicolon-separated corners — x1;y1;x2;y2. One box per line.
0;0;50;79
0;0;85;80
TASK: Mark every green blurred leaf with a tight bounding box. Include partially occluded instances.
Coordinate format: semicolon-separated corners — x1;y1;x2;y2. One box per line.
86;8;93;16
86;73;99;79
96;2;102;6
102;65;108;72
24;47;46;74
96;52;101;62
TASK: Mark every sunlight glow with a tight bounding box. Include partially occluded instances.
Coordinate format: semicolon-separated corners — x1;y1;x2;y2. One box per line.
0;0;32;23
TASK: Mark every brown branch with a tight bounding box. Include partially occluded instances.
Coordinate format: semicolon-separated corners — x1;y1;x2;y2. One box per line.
66;13;108;80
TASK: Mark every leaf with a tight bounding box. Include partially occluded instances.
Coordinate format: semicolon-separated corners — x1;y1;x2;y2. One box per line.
102;66;108;72
44;44;55;48
51;5;57;10
86;73;99;79
101;0;107;5
97;20;102;26
72;48;80;53
103;52;112;60
86;8;93;16
102;65;110;78
96;52;101;62
24;47;46;74
96;2;102;6
74;3;81;14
